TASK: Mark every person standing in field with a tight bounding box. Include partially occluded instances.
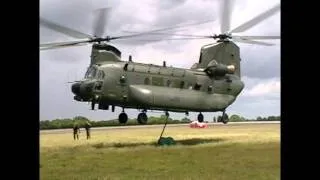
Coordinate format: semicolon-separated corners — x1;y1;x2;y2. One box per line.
73;123;80;140
84;121;91;140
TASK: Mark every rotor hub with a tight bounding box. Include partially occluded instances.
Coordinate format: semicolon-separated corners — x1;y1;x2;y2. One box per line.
213;34;232;40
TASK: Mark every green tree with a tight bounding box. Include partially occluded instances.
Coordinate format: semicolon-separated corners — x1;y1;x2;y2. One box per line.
239;116;246;121
229;114;241;122
257;116;263;121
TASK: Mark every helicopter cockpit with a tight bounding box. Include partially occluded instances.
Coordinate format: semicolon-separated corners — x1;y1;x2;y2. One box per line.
71;66;105;102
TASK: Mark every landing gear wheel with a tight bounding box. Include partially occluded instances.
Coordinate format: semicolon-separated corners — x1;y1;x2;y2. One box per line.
197;113;204;122
222;113;229;124
118;112;128;124
137;112;148;124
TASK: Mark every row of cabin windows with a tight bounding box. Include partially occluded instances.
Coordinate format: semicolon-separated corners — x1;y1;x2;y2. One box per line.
124;64;186;77
143;77;201;90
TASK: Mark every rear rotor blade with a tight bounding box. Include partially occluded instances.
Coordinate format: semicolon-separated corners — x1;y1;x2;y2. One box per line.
138;37;211;41
233;37;274;46
232;35;280;40
229;3;280;33
40;18;93;39
93;8;111;38
114;19;217;42
220;0;233;33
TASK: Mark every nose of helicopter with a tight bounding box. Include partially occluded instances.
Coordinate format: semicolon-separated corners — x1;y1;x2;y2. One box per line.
71;81;97;101
71;82;81;95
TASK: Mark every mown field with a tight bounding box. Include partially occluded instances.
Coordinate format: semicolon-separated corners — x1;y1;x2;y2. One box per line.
40;123;280;180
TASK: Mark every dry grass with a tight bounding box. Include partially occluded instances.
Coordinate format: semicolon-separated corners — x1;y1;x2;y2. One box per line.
40;123;280;180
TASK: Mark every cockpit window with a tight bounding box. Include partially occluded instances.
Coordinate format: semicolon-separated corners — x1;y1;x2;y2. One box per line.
85;67;97;79
85;67;105;79
97;70;105;79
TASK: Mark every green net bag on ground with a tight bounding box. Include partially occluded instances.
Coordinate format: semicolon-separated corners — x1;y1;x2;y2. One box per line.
158;137;176;146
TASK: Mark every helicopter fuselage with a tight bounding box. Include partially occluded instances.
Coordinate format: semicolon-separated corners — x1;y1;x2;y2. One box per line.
72;61;244;113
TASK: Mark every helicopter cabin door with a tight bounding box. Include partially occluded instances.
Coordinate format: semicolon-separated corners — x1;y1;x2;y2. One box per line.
119;69;129;105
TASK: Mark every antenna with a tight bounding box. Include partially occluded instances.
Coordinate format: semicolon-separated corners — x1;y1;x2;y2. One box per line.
129;55;132;62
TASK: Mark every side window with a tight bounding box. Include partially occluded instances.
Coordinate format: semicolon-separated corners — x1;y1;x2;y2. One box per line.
166;80;171;87
85;67;97;78
101;71;105;79
194;83;202;90
172;79;181;88
90;68;97;78
97;70;105;79
152;77;164;86
180;81;185;89
144;77;150;85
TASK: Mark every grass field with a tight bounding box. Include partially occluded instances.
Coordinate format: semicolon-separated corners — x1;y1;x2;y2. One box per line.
40;123;280;180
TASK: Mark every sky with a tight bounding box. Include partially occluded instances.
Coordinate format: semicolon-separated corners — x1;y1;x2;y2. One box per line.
39;0;281;121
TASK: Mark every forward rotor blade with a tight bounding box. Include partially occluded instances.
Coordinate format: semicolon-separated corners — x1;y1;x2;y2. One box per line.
220;0;233;33
121;19;216;36
233;37;274;46
40;18;93;39
40;44;88;51
122;31;212;38
93;7;111;38
115;37;211;43
40;39;90;47
232;35;280;40
67;81;81;84
229;3;280;33
40;39;90;51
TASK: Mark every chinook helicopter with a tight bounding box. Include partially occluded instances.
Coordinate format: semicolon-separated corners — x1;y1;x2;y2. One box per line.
40;0;280;126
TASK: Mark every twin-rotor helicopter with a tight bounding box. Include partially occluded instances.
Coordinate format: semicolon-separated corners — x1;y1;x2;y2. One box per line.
40;0;280;126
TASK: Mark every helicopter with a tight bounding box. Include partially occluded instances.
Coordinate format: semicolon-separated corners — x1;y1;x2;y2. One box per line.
40;0;280;126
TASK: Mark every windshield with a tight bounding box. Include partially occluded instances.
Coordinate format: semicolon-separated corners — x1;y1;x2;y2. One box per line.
97;70;105;79
85;67;97;79
84;66;105;79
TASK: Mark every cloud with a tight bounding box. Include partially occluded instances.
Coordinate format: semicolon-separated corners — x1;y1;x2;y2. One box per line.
244;79;280;97
240;45;280;79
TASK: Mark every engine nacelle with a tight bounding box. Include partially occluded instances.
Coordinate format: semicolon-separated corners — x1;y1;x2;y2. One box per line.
204;60;235;77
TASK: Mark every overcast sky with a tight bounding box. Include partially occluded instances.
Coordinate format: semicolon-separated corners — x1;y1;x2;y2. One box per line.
40;0;280;121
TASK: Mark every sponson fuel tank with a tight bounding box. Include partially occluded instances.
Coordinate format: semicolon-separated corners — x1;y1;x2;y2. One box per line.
128;85;237;112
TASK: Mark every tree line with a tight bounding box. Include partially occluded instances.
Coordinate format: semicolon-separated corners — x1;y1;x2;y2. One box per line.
226;115;280;122
40;115;280;130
